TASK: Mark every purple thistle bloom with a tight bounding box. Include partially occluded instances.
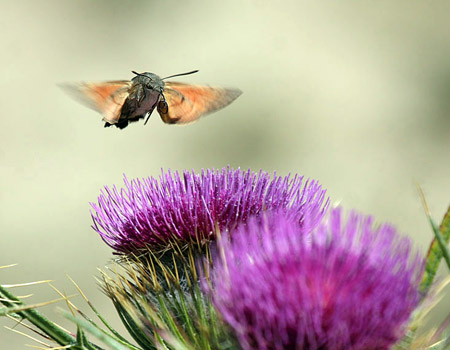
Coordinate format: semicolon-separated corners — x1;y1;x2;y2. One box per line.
211;209;423;350
90;167;328;254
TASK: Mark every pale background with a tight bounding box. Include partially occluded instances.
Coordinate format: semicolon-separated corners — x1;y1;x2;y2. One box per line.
1;1;450;348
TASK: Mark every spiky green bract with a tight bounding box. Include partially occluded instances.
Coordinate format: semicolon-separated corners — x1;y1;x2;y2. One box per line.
100;246;236;350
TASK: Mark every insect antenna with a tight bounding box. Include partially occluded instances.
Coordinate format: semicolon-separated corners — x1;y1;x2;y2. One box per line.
131;71;148;78
162;70;199;80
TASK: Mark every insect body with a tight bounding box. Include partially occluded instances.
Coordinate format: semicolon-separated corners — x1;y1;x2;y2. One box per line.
63;70;242;129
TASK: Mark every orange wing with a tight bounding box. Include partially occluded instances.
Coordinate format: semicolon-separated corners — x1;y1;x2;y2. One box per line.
157;82;242;124
61;81;131;124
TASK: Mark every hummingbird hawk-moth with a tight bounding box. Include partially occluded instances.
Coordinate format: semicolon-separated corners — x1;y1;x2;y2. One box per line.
63;70;242;129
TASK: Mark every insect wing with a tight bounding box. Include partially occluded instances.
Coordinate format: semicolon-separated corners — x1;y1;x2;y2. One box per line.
62;81;131;124
158;82;242;124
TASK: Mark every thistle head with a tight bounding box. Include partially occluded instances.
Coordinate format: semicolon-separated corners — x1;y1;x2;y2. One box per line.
91;167;328;255
210;209;424;350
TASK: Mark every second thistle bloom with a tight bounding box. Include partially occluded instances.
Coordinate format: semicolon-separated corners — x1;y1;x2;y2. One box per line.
91;167;328;254
211;210;424;350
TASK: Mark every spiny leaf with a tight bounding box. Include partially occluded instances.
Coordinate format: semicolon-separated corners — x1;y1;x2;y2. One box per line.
65;277;136;348
418;190;450;292
0;284;75;346
61;310;133;350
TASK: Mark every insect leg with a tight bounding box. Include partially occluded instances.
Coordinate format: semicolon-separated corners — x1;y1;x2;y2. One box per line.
144;94;163;125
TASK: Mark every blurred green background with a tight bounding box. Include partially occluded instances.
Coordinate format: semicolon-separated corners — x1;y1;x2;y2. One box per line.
1;1;450;348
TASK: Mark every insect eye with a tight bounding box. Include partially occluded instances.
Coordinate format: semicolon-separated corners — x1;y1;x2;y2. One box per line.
158;100;168;114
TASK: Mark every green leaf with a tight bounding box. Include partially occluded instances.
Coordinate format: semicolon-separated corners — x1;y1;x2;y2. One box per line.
74;326;98;350
62;310;135;350
0;284;76;346
69;276;134;346
420;204;450;293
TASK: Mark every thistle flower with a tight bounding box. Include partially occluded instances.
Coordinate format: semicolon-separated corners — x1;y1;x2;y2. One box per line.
210;209;424;350
91;167;328;254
